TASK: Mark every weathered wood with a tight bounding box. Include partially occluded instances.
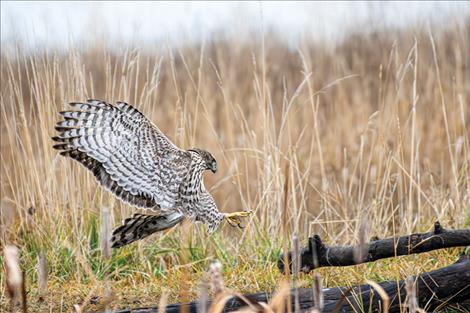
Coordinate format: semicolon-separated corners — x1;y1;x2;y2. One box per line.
112;253;470;313
278;222;470;273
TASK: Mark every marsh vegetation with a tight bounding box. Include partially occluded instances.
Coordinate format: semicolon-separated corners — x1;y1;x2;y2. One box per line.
1;18;469;312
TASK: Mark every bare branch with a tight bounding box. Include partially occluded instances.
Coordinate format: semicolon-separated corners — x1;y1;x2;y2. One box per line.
279;222;470;273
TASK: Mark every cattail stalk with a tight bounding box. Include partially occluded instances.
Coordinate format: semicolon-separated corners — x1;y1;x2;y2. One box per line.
4;245;22;310
312;273;323;313
100;207;112;260
36;254;48;300
209;261;224;296
100;207;112;312
292;234;300;313
405;277;419;313
354;219;369;264
157;289;168;313
198;280;209;313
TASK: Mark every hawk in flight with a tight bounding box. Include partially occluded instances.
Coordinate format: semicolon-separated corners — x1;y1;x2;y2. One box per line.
52;100;250;247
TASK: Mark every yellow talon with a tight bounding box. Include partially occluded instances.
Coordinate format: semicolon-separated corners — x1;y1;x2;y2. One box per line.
224;211;252;228
225;211;252;218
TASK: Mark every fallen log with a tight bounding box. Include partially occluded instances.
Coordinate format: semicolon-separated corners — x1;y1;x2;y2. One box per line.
113;253;470;313
278;221;470;273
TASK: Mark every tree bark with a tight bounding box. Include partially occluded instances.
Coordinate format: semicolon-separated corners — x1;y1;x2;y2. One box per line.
278;222;470;274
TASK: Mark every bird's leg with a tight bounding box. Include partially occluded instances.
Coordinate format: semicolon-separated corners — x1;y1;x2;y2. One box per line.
224;211;252;228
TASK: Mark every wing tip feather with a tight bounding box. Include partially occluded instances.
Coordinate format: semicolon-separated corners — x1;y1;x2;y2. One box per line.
53;143;68;150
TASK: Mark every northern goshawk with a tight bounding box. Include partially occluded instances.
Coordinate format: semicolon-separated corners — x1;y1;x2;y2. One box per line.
52;99;250;247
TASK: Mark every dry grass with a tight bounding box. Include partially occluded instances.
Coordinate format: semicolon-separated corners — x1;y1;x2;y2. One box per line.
1;17;469;312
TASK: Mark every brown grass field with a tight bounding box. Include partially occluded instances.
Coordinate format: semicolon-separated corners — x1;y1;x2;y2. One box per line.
1;17;469;312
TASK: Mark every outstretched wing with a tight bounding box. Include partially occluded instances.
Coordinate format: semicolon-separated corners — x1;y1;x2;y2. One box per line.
52;99;191;209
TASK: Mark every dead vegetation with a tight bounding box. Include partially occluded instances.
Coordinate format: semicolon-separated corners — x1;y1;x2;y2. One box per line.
1;16;469;312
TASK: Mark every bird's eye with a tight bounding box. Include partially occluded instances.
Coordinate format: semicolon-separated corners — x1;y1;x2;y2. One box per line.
210;161;217;173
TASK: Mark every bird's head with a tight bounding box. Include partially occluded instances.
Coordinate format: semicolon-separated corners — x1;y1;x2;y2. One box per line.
189;148;217;173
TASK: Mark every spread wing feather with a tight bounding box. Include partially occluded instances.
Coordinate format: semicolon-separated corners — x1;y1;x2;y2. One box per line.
53;99;191;209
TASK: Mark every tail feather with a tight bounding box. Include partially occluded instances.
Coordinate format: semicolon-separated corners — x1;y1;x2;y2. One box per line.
111;212;184;248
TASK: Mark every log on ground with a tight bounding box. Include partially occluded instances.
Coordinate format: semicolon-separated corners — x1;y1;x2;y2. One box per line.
112;253;470;313
278;221;470;273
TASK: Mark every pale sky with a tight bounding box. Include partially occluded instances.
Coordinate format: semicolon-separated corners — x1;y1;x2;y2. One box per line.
1;1;469;50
